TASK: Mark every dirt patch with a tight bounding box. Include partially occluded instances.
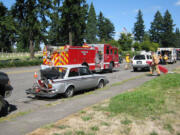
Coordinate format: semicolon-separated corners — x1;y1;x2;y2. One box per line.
28;98;180;135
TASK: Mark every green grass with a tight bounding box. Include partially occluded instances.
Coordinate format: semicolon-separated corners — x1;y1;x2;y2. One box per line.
121;118;132;125
150;131;158;135
90;126;99;131
81;115;93;121
106;73;180;118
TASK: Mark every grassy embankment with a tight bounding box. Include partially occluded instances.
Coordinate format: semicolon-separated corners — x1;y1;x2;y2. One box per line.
29;72;180;135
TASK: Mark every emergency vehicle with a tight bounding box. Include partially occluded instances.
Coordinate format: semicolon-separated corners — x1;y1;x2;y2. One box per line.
42;44;120;72
176;48;180;60
157;48;177;63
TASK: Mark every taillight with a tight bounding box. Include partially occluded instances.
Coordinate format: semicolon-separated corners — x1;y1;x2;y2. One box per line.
48;83;52;89
38;80;44;87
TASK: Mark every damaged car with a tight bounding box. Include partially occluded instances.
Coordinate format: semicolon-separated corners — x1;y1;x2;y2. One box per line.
26;65;109;98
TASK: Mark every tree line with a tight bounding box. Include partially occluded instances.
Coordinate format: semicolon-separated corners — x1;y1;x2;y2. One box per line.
0;1;180;58
0;1;115;58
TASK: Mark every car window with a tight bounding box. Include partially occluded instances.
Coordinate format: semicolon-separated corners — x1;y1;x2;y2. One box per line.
68;68;79;77
79;67;91;76
134;55;145;60
147;55;149;59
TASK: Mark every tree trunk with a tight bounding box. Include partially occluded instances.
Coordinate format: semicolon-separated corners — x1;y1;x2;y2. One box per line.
69;31;72;45
30;40;34;59
69;24;72;45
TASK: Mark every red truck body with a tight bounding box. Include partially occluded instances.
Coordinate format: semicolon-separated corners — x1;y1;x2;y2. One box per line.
42;44;120;72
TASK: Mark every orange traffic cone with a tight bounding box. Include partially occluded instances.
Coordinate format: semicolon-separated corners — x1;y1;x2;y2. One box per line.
34;72;38;79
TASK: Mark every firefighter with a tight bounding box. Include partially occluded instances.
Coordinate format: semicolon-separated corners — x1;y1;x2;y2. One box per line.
150;52;160;76
158;54;163;64
163;53;168;65
125;53;131;70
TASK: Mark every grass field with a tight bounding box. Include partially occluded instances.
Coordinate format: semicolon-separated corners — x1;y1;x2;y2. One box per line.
28;71;180;135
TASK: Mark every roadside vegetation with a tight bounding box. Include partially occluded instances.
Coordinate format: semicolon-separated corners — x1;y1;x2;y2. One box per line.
0;56;42;69
28;70;180;135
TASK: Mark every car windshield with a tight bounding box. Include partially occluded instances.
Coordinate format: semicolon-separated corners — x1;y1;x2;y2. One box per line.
40;67;67;80
134;55;145;60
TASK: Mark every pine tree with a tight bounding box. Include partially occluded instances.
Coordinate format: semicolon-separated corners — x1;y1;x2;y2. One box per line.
60;0;88;46
12;0;51;58
48;0;63;46
174;28;180;47
0;2;15;52
97;12;115;41
133;10;145;42
161;10;175;47
149;11;163;44
97;12;105;41
86;2;97;43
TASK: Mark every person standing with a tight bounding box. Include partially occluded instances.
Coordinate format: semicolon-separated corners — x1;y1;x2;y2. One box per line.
125;53;131;70
150;52;160;76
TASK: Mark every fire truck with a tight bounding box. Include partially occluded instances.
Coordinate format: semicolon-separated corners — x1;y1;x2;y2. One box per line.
176;48;180;60
42;44;120;72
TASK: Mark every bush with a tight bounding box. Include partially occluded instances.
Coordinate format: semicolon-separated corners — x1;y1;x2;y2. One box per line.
0;59;42;68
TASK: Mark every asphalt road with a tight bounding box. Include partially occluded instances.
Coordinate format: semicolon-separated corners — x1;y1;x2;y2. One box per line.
0;62;179;135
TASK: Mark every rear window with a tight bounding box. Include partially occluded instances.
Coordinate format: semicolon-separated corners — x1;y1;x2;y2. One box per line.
40;67;67;80
134;55;145;60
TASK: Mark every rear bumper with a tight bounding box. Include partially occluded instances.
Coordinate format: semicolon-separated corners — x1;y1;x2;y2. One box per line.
26;88;58;98
132;64;149;68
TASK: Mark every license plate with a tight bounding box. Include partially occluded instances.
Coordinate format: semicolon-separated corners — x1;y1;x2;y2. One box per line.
137;61;142;64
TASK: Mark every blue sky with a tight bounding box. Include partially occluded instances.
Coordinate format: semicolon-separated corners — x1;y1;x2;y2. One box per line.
1;0;180;40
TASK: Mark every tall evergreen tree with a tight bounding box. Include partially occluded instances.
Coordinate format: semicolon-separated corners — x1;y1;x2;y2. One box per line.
60;0;88;46
86;2;97;43
0;2;16;52
133;10;145;42
161;10;175;47
149;11;163;44
97;12;115;41
97;12;104;41
12;0;51;58
174;28;180;47
48;0;63;46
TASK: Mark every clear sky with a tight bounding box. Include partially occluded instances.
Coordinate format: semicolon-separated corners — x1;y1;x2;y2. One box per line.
1;0;180;40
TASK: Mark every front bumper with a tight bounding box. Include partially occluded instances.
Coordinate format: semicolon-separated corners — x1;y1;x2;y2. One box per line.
26;88;58;98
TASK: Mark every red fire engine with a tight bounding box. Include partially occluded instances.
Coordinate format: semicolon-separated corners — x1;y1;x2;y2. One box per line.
42;44;120;72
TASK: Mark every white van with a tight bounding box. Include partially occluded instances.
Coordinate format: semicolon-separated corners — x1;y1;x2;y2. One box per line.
157;48;177;63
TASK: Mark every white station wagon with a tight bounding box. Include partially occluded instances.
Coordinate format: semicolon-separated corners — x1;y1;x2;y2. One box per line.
26;65;109;98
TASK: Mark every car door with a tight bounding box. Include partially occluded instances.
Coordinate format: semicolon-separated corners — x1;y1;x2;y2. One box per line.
68;68;82;90
79;67;96;89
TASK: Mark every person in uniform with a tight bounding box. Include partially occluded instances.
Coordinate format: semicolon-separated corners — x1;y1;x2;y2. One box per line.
163;53;168;65
125;53;131;70
150;52;160;76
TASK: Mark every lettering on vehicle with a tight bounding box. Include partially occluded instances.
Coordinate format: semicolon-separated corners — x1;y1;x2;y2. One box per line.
81;51;88;55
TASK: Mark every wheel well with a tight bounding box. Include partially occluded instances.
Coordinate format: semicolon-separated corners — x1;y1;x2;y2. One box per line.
110;61;114;67
99;79;104;84
66;85;75;91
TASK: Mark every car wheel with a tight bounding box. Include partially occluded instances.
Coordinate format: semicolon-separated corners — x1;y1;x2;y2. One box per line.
97;80;104;89
0;96;9;117
109;63;113;72
64;86;74;98
133;67;137;72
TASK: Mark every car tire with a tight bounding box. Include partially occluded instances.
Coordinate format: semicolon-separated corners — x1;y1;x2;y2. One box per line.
0;96;9;117
109;63;113;73
97;80;104;89
133;67;137;72
64;86;74;98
